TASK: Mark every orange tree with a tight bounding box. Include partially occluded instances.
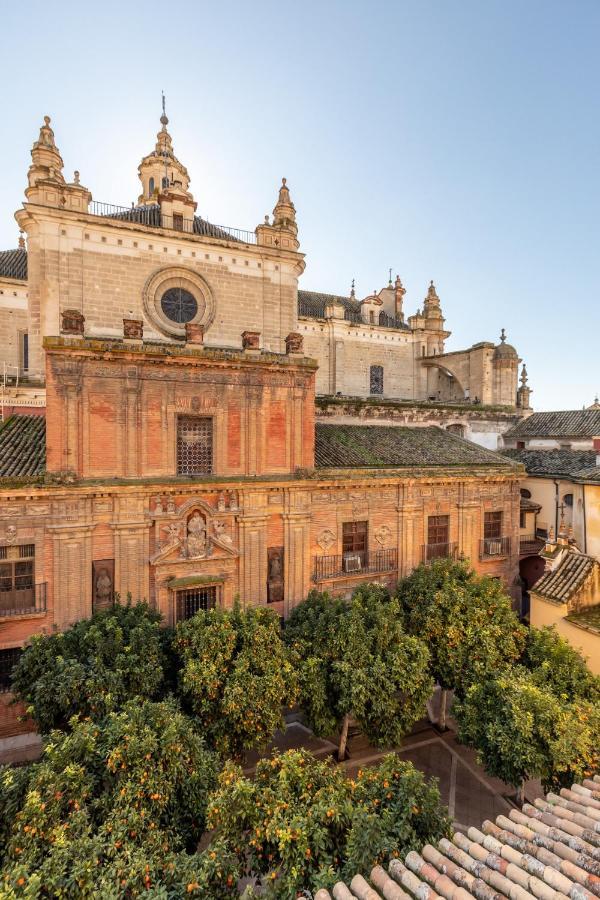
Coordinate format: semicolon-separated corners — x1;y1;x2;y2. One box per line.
285;589;432;760
396;559;526;729
10;601;168;733
522;625;600;703
208;748;451;898
174;602;298;759
0;699;240;898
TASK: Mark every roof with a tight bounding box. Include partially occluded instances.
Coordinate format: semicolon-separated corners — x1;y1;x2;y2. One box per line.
101;204;242;243
505;409;600;438
0;415;45;477
0;248;27;281
298;289;410;330
315;424;516;468
520;496;542;511
315;776;600;900
532;548;597;603
502;449;600;482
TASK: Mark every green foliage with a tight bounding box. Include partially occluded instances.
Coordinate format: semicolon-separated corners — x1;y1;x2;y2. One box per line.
208;748;451;898
286;589;433;749
174;603;298;758
453;668;600;792
11;601;167;733
397;559;526;693
522;626;600;703
0;699;237;898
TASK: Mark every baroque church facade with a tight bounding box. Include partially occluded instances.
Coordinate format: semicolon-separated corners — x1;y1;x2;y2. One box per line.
0;110;527;734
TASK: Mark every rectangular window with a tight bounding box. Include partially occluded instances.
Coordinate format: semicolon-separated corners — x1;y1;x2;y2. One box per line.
0;647;22;693
370;365;384;395
19;332;29;372
0;544;35;592
173;213;184;232
519;511;526;529
484;511;503;540
342;521;368;568
177;416;213;476
428;515;449;546
176;586;217;621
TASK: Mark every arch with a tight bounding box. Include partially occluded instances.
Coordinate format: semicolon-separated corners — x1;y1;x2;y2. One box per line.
520;488;531;499
421;361;466;401
148;176;155;196
446;423;465;438
142;266;215;338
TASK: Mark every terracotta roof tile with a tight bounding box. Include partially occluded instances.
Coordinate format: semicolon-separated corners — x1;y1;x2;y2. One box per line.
0;248;27;281
502;449;600;482
315;777;600;900
0;415;45;477
531;550;597;604
505;410;600;439
315;424;516;469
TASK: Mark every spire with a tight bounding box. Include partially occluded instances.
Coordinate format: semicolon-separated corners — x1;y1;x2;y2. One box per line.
137;98;193;206
160;91;169;129
516;362;532;410
423;279;442;320
26;115;65;190
500;327;507;343
350;278;356;300
394;275;406;320
272;177;297;234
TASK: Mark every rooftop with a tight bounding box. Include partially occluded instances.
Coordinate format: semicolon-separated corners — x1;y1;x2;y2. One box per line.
0;248;27;281
315;775;600;900
532;548;597;604
315;424;517;469
298;289;409;330
502;448;600;482
505;408;600;438
0;415;45;477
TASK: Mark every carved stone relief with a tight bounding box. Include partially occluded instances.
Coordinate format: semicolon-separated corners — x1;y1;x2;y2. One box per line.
374;524;392;546
317;528;336;552
4;524;17;544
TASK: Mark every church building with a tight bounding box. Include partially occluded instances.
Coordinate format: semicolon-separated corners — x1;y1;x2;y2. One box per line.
0;108;525;736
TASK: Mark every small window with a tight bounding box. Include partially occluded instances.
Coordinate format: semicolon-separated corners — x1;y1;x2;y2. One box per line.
370;365;384;395
162;176;169;189
369;310;375;324
520;488;531;499
175;586;217;621
148;177;155;196
173;213;184;232
177;416;213;476
20;332;29;372
563;493;573;507
484;511;503;540
516;441;525;449
0;647;22;693
520;511;526;529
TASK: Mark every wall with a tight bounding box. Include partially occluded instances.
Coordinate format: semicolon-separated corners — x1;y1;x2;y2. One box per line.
530;594;600;675
0;278;28;375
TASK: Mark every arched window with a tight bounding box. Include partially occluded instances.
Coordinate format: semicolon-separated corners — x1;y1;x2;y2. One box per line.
370;365;383;395
148;177;155;196
520;488;532;499
162;176;169;189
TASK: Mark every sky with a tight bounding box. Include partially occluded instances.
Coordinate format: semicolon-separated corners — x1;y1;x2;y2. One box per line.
1;0;598;410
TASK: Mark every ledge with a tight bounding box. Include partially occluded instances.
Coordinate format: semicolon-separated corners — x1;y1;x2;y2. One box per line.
167;574;226;589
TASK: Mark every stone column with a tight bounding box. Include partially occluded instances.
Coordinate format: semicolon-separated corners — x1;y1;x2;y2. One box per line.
457;482;479;564
48;524;93;628
283;511;311;617
238;514;268;606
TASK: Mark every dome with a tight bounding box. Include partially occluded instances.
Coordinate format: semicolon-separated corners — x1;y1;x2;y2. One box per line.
494;328;518;360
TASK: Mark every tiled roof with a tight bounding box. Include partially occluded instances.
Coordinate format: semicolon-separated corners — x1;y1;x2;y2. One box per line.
298;289;410;330
520;496;542;511
0;415;45;477
502;449;600;482
314;776;600;900
315;424;516;468
505;409;600;438
102;205;242;243
0;248;27;281
532;549;597;604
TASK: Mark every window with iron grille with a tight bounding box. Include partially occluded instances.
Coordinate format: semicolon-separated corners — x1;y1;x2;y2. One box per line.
0;544;35;593
370;365;384;395
177;416;213;475
428;515;449;546
176;586;217;621
0;647;22;693
484;511;503;540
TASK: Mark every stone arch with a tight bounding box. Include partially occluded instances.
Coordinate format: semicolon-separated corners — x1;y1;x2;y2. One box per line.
422;361;466;401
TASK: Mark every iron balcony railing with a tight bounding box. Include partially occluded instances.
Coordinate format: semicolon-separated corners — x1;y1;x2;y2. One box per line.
479;536;511;559
422;542;458;564
519;534;545;556
88;201;257;245
0;582;47;618
313;548;398;581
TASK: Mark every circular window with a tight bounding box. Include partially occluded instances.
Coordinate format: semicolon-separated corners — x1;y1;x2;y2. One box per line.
160;287;198;324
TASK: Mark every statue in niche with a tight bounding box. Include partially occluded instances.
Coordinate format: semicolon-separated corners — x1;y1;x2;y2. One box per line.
182;512;211;559
92;559;114;612
95;568;112;605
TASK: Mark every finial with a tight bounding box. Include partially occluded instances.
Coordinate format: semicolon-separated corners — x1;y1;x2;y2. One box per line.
388;267;392;286
350;278;355;299
160;91;169;127
500;327;506;343
73;170;80;185
520;363;528;385
44;115;51;127
18;230;25;250
264;214;270;225
282;177;287;186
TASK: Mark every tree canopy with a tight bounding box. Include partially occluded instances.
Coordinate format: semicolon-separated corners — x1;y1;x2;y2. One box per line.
208;748;452;898
0;699;240;898
10;602;167;733
285;589;433;758
521;625;600;703
174;603;298;758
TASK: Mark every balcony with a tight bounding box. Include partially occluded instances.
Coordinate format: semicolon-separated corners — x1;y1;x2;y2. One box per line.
422;542;458;564
313;549;398;582
479;537;511;560
519;534;545;556
0;583;47;618
88;201;257;245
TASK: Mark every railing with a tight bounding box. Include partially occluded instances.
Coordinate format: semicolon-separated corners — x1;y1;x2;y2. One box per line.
479;537;511;559
422;542;458;564
519;534;545;556
0;582;47;618
88;201;257;244
313;549;398;581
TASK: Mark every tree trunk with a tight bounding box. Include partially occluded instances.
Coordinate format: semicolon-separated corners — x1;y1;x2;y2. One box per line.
516;779;525;806
338;713;350;762
439;688;448;731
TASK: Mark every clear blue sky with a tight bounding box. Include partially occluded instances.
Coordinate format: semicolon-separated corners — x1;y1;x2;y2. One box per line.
2;0;598;410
